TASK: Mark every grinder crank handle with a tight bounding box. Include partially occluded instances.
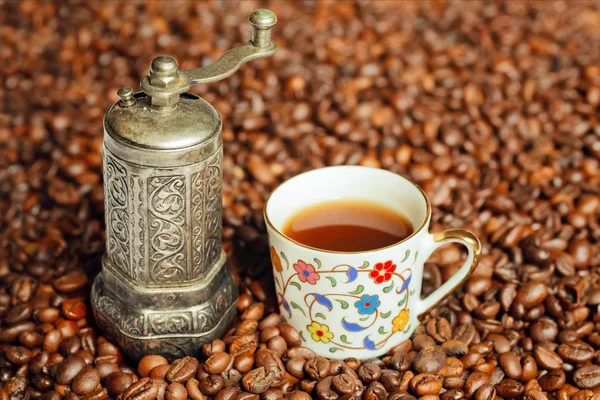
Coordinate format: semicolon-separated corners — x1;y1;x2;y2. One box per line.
141;9;277;109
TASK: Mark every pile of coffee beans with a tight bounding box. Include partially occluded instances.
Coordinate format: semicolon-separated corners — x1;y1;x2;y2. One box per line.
1;1;599;399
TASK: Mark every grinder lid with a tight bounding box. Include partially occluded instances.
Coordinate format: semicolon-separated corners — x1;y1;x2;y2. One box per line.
104;89;221;151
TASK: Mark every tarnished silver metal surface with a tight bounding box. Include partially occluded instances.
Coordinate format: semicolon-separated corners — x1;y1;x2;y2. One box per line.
91;9;277;361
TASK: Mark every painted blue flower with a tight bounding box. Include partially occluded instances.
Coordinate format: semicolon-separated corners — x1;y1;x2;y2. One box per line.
354;295;380;315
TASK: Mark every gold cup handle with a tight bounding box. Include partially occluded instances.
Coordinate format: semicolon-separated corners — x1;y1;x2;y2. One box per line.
416;229;482;320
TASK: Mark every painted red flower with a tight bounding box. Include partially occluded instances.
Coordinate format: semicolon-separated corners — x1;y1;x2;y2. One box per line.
369;260;396;284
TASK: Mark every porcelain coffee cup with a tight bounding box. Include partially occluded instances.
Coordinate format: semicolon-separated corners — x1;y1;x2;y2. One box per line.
264;166;481;359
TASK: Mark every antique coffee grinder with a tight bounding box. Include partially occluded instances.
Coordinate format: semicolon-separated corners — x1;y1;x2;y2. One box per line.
91;9;277;361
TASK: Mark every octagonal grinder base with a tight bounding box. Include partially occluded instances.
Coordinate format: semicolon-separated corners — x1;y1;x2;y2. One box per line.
91;251;237;362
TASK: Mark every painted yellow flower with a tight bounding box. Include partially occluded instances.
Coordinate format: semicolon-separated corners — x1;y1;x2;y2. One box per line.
307;322;334;343
270;246;283;272
392;309;410;333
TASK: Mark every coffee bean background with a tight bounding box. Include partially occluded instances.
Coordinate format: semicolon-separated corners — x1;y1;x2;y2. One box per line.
1;1;600;399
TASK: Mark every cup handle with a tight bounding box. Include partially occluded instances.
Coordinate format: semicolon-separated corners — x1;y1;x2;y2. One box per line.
415;229;482;320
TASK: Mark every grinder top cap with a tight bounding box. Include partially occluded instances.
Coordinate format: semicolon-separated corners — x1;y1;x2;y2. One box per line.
104;9;277;151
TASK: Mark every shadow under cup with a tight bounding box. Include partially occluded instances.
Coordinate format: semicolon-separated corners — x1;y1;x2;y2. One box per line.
265;166;430;248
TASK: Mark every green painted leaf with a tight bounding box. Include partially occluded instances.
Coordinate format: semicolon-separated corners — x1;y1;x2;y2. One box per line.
360;315;370;321
383;281;394;293
413;251;419;265
329;347;344;353
398;295;407;306
336;299;349;309
401;250;410;262
403;323;412;334
274;276;282;290
340;335;351;344
410;289;415;295
326;276;337;287
314;258;322;269
381;311;392;319
290;282;302;291
315;312;326;320
281;252;289;269
358;261;370;269
350;285;364;295
299;331;306;342
291;302;307;317
378;326;387;334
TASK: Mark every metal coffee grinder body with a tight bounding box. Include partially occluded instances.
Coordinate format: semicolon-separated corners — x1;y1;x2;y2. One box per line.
91;10;277;361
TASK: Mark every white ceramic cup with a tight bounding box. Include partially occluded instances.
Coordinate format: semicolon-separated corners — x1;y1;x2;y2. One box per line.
264;166;481;359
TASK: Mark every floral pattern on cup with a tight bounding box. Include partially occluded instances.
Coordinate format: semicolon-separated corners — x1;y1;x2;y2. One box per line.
273;247;418;355
354;295;380;315
307;321;334;343
293;260;320;284
369;260;396;284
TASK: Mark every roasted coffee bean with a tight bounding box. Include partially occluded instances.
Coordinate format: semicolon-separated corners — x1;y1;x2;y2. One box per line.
221;369;242;388
81;387;108;400
287;391;312;400
474;384;496;400
56;356;87;385
0;322;36;343
388;393;416;400
390;351;414;372
165;383;187;400
314;376;337;400
426;318;452;343
573;365;600;389
539;369;566;392
138;355;169;378
304;356;329;381
499;352;522;380
52;271;88;293
5;303;32;324
413;334;435;350
104;372;133;397
74;350;94;366
379;370;401;392
266;335;287;357
233;354;254;374
166;356;199;383
464;371;491;397
121;377;158;400
442;340;469;356
185;378;206;400
357;363;382;383
557;341;594;363
410;373;442;396
205;352;231;375
59;336;81;356
5;346;31;365
331;374;355;395
71;367;101;395
149;365;170;380
286;357;306;379
452;324;477;346
495;379;524;398
362;381;386;400
241;368;274;394
199;375;224;396
534;345;563;370
413;346;446;374
278;324;301;347
522;355;538;382
96;362;119;379
440;389;465;400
